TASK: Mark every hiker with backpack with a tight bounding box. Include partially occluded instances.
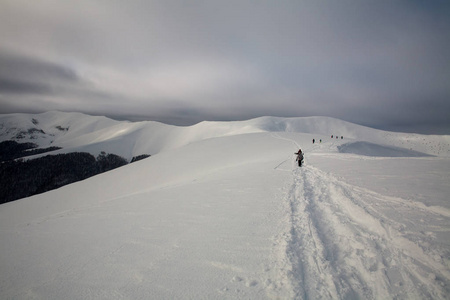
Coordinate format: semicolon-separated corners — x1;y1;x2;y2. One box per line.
295;149;304;167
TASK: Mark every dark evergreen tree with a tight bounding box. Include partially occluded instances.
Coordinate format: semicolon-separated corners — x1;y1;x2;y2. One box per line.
131;154;151;163
0;141;61;162
0;151;129;204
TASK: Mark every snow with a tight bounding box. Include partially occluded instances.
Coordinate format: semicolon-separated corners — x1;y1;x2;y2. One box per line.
337;141;433;157
1;112;450;299
2;111;449;161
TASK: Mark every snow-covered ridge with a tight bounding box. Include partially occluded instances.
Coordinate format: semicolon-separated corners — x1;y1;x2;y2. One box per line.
0;111;121;147
1;111;449;159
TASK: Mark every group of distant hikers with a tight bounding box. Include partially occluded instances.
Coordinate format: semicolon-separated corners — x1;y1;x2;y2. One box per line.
295;135;344;167
312;135;343;144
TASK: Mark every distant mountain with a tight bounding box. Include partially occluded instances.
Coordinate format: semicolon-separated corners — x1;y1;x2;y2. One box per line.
0;112;147;203
1;111;449;160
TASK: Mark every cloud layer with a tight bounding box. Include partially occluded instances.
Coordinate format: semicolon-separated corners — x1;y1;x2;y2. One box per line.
1;0;449;133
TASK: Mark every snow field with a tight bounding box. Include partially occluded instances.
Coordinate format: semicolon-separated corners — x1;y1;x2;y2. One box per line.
267;133;450;299
0;133;298;299
287;164;449;298
1;112;450;299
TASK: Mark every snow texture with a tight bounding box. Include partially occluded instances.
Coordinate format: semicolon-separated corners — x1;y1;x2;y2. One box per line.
1;111;449;299
338;141;432;157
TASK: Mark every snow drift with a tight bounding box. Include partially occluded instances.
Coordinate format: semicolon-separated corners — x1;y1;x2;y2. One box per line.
338;141;433;157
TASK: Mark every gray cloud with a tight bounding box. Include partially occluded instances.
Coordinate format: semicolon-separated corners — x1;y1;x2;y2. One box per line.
0;78;51;95
0;0;449;133
0;51;79;82
0;51;84;97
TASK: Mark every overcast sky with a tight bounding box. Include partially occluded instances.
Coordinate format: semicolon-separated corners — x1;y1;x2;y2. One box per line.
0;0;449;133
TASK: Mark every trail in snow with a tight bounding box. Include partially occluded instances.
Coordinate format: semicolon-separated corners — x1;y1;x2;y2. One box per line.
283;163;450;299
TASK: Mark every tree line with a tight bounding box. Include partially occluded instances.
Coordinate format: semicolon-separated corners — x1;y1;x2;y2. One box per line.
0;141;150;204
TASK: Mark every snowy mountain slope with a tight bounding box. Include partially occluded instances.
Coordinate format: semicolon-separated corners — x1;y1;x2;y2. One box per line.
1;112;449;161
337;141;433;157
0;133;297;299
286;160;450;299
1;112;450;299
0;111;122;147
0;111;265;160
251;116;450;157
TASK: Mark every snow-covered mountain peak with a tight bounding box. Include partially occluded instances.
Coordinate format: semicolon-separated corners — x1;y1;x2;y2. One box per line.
0;111;122;147
1;111;449;158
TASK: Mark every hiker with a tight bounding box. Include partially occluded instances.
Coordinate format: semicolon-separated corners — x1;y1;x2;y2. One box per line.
295;149;304;167
312;139;315;144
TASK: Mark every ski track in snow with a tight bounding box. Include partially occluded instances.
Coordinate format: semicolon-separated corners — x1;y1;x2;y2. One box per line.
282;160;450;299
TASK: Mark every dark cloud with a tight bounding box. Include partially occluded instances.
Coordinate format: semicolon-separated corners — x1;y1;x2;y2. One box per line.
0;78;51;95
0;51;79;83
0;0;449;134
0;50;82;97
